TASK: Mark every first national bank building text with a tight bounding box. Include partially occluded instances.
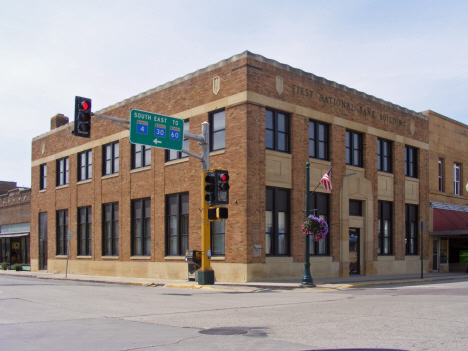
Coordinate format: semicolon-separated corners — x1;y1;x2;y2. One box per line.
29;51;468;282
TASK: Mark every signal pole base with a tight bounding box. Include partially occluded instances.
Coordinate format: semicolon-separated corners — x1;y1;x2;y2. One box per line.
198;270;215;285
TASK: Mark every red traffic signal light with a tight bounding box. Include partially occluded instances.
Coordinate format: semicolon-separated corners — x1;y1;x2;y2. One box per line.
73;96;92;138
215;170;229;205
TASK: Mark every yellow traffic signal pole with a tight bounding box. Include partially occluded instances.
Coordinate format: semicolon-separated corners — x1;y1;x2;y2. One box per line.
201;169;211;273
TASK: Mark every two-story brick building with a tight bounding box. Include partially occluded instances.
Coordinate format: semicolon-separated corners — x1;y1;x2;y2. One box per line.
30;51;430;282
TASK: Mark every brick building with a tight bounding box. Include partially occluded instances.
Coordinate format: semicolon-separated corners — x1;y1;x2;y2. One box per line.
424;110;468;273
30;52;430;282
0;182;31;267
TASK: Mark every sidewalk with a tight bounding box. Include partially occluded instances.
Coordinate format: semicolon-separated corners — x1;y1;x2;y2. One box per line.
1;269;467;290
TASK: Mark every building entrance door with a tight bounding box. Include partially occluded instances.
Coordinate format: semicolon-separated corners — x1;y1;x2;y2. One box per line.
349;228;360;274
39;213;48;271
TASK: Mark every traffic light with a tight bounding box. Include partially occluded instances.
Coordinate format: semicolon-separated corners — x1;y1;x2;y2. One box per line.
215;170;230;205
207;207;228;220
74;96;92;138
205;172;216;204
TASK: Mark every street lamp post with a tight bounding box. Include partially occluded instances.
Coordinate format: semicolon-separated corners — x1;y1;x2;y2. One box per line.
302;162;315;286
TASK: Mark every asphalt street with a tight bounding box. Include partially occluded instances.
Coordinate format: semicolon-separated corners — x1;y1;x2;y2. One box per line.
0;275;467;351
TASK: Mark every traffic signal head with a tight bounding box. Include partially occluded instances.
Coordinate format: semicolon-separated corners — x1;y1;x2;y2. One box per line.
207;207;228;221
205;172;216;204
74;96;92;138
215;170;230;205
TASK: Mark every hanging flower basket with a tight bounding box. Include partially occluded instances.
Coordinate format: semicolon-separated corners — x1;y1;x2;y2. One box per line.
302;215;328;242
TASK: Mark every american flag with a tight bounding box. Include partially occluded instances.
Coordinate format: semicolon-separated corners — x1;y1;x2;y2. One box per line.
319;168;333;191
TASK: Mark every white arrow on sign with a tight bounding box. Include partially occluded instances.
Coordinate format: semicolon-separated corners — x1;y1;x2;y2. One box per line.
153;139;162;145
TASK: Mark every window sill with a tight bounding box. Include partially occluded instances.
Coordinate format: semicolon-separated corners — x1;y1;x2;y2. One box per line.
102;173;119;180
405;176;419;181
164;256;185;260
101;256;119;260
131;166;151;174
55;255;68;259
346;165;364;172
308;158;331;167
77;255;92;259
56;184;69;190
210;149;226;156
266;149;292;158
131;256;151;260
377;171;394;177
77;179;92;185
210;256;225;261
165;158;189;166
377;255;395;261
39;189;47;193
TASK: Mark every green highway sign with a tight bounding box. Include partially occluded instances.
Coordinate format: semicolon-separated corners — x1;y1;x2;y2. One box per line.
130;109;184;151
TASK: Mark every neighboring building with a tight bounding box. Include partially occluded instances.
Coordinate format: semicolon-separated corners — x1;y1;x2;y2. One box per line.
0;182;31;267
30;51;430;282
424;110;468;273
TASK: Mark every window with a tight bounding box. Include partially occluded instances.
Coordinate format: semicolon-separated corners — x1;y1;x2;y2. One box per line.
56;157;69;186
166;193;189;256
405;146;417;178
102;203;119;256
166;120;189;161
103;142;119;176
349;200;362;216
266;109;290;153
77;206;92;256
308;193;330;255
266;187;290;256
346;130;363;167
132;144;151;169
40;164;47;190
211;220;225;256
78;150;92;181
438;159;444;191
56;209;68;255
405;204;418;255
309;120;329;160
454;163;461;195
377;201;393;255
377;139;392;173
132;198;151;256
210;111;225;151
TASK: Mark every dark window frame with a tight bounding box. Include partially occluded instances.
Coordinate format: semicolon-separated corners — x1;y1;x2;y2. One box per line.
308;192;330;256
309;120;329;160
346;130;363;167
78;149;92;182
40;163;47;190
56;157;69;186
438;158;444;192
405;146;418;178
405;204;418;255
166;120;190;161
209;110;225;152
77;206;92;256
131;198;151;257
377;201;393;255
377;138;392;173
349;200;363;216
102;141;119;176
266;109;290;153
454;162;461;195
211;220;225;256
265;187;290;256
102;202;119;256
166;193;189;256
132;144;151;169
56;209;68;255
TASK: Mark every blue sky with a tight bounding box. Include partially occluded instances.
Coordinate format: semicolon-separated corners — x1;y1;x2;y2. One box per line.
1;0;467;187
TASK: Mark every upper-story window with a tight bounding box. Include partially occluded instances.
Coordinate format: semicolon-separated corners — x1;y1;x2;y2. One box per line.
40;164;47;190
103;142;119;176
454;163;461;195
56;157;69;186
346;130;363;167
438;159;444;191
309;120;329;160
78;150;92;181
266;109;290;153
377;138;392;173
132;144;151;169
166;120;189;161
210;110;225;152
405;146;417;178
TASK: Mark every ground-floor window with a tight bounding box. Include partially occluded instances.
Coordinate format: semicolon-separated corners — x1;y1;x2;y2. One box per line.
166;193;189;256
0;237;29;265
405;204;418;255
102;202;119;256
265;187;290;256
132;198;151;256
211;220;225;256
56;209;68;255
78;206;92;256
308;192;330;255
378;201;393;255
